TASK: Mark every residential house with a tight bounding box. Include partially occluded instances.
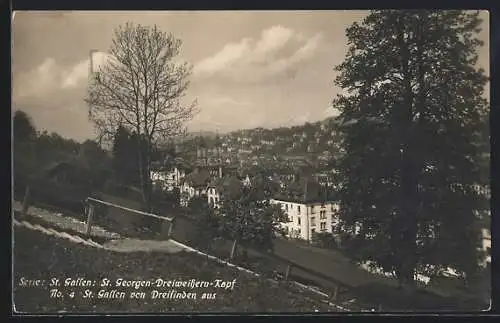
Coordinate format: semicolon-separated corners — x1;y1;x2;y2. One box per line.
180;168;211;206
270;176;338;241
150;158;192;191
207;175;244;208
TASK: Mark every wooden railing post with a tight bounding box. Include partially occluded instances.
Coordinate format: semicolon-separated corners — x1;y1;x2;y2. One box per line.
85;203;95;237
21;185;31;217
229;239;238;260
330;285;339;301
285;264;292;280
166;218;176;240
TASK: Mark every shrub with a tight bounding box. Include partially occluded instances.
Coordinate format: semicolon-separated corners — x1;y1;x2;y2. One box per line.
311;232;338;250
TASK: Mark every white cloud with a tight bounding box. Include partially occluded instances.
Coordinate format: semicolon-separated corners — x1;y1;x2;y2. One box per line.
193;25;323;83
254;26;294;56
13;51;115;101
194;38;252;76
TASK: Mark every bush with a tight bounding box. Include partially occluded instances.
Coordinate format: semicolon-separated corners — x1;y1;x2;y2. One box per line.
311;232;338;250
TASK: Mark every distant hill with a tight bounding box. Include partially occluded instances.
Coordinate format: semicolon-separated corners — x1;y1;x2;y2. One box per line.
178;116;344;160
186;131;219;139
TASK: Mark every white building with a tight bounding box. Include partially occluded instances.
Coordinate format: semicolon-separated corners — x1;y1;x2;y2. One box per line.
150;169;170;190
150;158;192;191
179;168;211;207
270;178;338;241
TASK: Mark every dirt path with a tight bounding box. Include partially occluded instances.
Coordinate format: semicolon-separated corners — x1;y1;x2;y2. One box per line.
12;201;190;254
102;238;189;253
12;201;120;240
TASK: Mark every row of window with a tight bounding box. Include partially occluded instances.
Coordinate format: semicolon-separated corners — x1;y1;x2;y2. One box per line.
290;225;326;235
281;203;335;214
290;216;328;230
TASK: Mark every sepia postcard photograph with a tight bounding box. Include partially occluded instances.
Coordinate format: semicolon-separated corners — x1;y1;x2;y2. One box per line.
12;10;491;314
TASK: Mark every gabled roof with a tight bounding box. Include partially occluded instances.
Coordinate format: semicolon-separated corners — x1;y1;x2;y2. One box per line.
274;177;334;204
208;175;243;198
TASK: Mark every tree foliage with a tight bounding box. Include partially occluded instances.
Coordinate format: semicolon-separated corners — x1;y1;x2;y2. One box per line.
86;22;198;210
13;110;38;189
215;185;288;253
333;10;489;286
13;110;37;143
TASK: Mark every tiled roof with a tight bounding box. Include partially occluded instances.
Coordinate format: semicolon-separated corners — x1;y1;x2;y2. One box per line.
274;177;334;204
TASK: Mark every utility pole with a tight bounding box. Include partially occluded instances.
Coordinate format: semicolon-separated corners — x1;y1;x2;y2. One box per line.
88;49;101;147
88;49;99;118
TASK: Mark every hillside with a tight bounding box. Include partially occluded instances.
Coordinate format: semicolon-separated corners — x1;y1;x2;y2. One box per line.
13;226;339;313
178;116;343;163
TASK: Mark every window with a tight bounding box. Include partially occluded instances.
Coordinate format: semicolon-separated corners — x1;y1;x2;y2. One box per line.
321;202;325;208
297;217;301;225
331;204;335;212
311;217;316;227
297;228;301;234
311;205;315;214
320;210;326;220
320;222;326;231
285;204;288;211
289;204;293;211
311;228;316;235
172;175;176;181
298;205;301;214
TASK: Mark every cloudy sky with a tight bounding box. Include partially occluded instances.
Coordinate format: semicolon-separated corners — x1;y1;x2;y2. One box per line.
12;11;489;142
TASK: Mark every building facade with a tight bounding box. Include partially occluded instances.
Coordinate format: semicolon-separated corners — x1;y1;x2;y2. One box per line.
270;176;338;241
270;198;339;241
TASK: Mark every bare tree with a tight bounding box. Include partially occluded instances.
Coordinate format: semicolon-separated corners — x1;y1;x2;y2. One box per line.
86;22;198;210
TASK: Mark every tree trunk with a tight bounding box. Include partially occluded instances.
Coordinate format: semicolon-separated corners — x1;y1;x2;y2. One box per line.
395;18;419;288
136;136;151;212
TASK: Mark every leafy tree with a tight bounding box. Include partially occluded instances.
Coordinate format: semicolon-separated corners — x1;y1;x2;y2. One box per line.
215;185;288;258
251;173;280;200
87;22;198;211
81;139;111;190
187;196;220;250
13;110;37;192
13;110;36;143
311;231;338;250
333;10;489;287
111;125;137;185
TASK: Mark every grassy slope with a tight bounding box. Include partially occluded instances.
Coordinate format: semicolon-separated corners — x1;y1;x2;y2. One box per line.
13;227;338;313
84;193;490;311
